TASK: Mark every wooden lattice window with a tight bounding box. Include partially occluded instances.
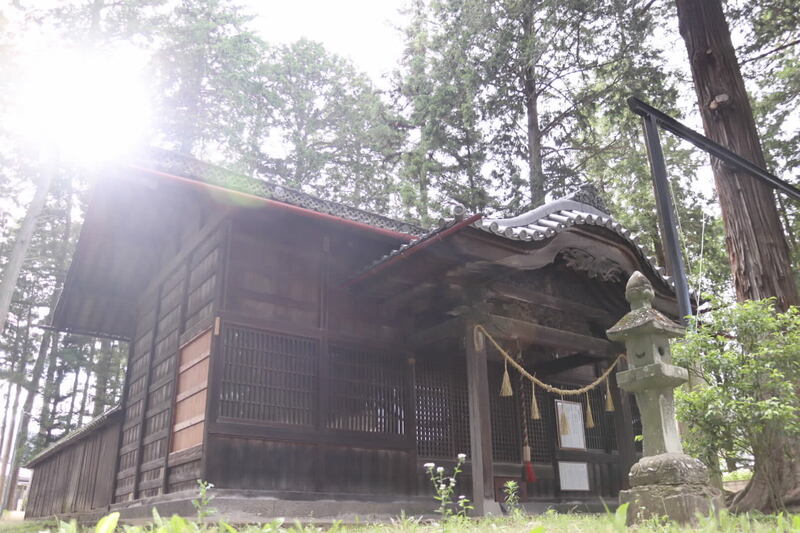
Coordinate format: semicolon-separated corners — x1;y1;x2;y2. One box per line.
414;359;470;458
219;325;318;426
327;344;406;435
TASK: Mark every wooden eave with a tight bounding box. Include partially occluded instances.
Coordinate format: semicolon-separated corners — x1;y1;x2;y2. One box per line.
354;224;678;317
51;161;414;339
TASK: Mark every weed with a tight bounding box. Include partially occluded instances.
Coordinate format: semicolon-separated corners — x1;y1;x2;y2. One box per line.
191;480;216;522
423;454;470;519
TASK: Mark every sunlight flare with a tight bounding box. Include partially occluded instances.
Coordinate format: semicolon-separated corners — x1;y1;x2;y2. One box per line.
9;46;151;163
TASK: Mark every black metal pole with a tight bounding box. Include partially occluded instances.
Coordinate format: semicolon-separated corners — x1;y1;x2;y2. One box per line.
628;97;800;202
641;114;693;323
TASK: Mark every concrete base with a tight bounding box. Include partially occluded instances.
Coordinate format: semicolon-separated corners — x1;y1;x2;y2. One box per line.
31;491;625;525
43;490;436;525
111;490;436;524
474;498;503;516
620;483;722;524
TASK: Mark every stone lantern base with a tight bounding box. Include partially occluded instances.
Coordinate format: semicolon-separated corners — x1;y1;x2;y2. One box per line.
620;453;723;524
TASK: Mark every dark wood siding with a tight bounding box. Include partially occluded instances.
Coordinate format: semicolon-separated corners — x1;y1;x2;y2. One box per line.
115;218;226;502
202;213;416;497
26;420;120;518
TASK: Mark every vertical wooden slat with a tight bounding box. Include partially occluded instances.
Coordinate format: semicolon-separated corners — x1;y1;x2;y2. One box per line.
611;371;636;490
131;283;163;499
465;322;496;513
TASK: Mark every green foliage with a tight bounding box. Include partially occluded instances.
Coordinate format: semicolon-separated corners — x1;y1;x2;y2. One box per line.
673;298;800;479
94;512;119;533
255;39;403;213
423;454;470;519
6;507;800;533
502;480;521;516
150;0;267;157
611;502;628;533
723;470;754;482
191;480;217;521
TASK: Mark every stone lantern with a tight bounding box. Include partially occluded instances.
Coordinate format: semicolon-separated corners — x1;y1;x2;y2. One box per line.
607;271;721;524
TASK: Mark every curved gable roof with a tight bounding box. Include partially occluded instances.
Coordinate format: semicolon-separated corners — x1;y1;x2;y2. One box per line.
354;186;677;294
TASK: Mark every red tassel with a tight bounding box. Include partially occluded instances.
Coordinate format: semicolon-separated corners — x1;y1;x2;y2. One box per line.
523;461;537;483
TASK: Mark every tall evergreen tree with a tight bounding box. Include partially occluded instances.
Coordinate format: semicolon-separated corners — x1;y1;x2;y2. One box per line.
150;0;266;157
254;39;404;213
676;0;800;511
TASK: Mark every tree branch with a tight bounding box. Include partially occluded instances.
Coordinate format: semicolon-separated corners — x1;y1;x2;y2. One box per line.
741;38;800;65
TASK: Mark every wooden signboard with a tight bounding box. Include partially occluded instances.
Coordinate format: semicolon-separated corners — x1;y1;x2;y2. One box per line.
558;461;590;491
555;399;586;450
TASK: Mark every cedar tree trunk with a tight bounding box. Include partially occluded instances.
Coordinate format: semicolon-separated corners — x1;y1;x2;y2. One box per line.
675;0;800;512
522;8;545;208
676;0;798;311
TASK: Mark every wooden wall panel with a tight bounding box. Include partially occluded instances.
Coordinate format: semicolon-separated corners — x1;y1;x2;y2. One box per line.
224;228;321;328
206;435;414;496
114;219;224;502
174;390;207;423
170;330;211;454
172;423;204;452
25;421;121;518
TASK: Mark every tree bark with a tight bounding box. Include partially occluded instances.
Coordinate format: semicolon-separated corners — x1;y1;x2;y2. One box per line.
522;8;545;208
93;340;113;416
0;303;33;507
0;170;53;341
676;0;800;512
0;384;10;461
35;333;60;448
676;0;799;311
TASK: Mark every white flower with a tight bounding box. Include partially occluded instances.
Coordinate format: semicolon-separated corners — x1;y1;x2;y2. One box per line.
424;462;435;470
439;483;447;491
458;495;466;500
437;466;445;473
457;453;467;461
449;477;456;487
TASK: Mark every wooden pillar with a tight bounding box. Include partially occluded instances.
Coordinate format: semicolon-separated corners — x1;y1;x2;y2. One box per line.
610;370;636;490
464;322;500;515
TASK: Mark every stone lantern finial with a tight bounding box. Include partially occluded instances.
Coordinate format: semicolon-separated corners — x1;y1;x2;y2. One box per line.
626;271;654;310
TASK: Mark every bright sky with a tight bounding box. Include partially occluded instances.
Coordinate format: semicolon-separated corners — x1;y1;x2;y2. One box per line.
242;0;408;88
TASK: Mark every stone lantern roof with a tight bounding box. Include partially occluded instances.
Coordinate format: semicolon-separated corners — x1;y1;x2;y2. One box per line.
607;271;685;340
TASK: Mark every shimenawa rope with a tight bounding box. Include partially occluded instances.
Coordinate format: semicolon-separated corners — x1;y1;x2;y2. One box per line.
474;324;625;397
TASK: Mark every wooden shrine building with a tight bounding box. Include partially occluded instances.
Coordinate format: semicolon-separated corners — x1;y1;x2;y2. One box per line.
25;148;681;520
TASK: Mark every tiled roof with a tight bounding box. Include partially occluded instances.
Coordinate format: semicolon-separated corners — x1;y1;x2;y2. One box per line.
136;147;427;238
472;208;674;287
358;186;677;291
133;150;676;292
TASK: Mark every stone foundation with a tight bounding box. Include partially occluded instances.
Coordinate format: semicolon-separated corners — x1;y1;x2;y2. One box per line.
621;453;723;524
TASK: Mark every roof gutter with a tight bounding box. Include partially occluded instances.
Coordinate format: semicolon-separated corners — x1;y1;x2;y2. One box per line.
125;164;416;242
25;405;122;468
345;213;483;288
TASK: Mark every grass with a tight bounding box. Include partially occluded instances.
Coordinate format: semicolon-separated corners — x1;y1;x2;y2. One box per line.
1;508;799;533
722;470;753;483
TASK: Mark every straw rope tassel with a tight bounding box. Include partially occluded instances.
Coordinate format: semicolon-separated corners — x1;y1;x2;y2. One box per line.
500;359;513;397
558;396;569;435
473;324;625;398
605;378;615;412
585;392;595;429
530;381;541;420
